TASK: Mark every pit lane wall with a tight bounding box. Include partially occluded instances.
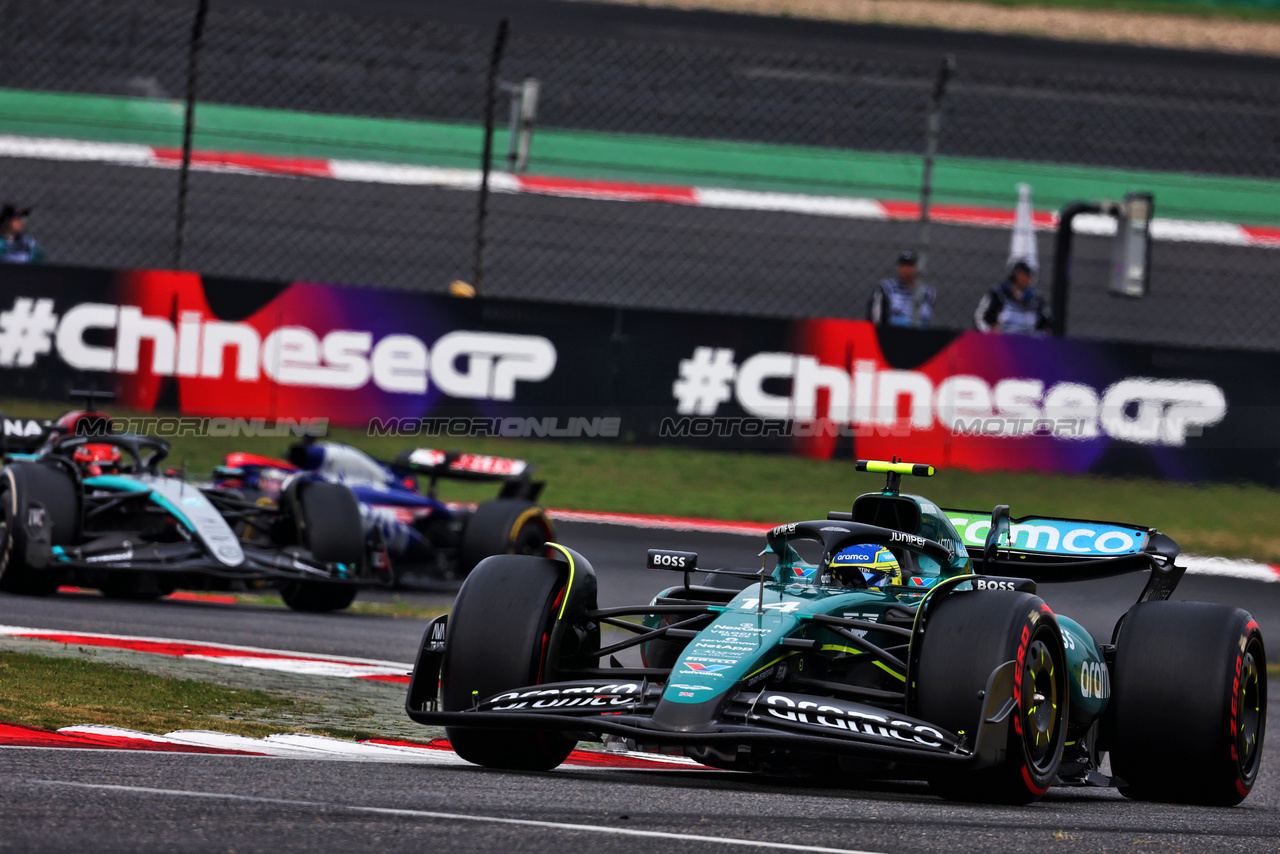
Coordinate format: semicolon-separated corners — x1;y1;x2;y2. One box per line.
1;264;1274;485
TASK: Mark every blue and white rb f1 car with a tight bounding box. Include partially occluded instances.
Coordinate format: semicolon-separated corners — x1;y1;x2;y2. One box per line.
215;441;554;582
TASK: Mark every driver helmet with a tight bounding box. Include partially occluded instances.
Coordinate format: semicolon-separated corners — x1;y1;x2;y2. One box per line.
829;544;901;588
256;467;289;501
73;442;122;476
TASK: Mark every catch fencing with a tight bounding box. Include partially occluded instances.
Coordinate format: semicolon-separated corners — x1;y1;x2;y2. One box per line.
0;0;1277;350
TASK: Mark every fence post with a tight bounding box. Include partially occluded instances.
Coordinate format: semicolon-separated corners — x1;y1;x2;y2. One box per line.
472;18;509;296
174;0;209;270
916;53;954;313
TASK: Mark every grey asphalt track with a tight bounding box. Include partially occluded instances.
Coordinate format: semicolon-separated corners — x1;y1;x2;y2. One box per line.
4;156;1278;352
0;520;1276;664
2;705;1278;854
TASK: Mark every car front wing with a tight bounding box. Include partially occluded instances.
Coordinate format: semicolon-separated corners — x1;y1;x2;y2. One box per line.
406;664;1020;769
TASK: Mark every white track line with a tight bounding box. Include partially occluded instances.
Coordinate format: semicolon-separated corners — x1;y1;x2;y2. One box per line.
33;781;893;854
0;625;410;667
41;726;702;768
0;625;413;680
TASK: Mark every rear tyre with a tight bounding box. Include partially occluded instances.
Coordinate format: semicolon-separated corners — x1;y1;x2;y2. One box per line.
0;463;77;596
279;581;357;613
457;499;553;574
1109;601;1266;806
440;554;576;770
916;590;1068;804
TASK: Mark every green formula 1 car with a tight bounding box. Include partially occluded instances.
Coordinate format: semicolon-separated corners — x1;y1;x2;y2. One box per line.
406;460;1266;805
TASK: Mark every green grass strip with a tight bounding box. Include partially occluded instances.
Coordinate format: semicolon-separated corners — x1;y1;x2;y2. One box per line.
0;88;1275;224
0;650;376;740
5;397;1280;563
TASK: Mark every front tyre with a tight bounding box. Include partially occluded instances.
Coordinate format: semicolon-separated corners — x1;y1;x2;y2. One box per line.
279;481;364;613
440;553;575;771
0;462;77;596
916;590;1069;804
292;481;365;567
1109;601;1266;805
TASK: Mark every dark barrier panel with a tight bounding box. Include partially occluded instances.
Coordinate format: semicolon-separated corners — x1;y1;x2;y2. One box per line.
0;265;1276;485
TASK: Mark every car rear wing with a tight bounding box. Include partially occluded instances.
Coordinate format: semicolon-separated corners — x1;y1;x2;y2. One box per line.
944;506;1183;602
393;448;543;501
945;509;1156;558
0;416;53;456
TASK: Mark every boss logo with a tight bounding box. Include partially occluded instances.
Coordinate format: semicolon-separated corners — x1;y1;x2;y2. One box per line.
647;549;698;571
975;579;1015;591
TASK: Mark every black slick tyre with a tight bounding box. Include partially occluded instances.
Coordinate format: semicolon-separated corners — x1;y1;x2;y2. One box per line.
99;572;177;601
0;462;77;596
279;481;364;613
293;481;365;566
279;581;357;613
457;499;553;574
916;590;1069;804
1109;601;1266;806
440;554;575;770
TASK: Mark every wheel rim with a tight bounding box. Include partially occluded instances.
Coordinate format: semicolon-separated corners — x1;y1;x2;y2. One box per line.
1023;635;1061;770
1236;643;1263;778
513;520;550;556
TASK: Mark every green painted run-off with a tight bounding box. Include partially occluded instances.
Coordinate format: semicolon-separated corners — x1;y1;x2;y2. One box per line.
0;88;1275;225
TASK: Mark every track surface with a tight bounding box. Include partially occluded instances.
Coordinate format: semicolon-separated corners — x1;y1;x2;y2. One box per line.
5;155;1275;352
3;716;1278;854
2;520;1278;663
2;520;1278;853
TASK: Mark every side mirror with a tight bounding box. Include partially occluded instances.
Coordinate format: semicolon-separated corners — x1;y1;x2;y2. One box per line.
646;549;697;572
